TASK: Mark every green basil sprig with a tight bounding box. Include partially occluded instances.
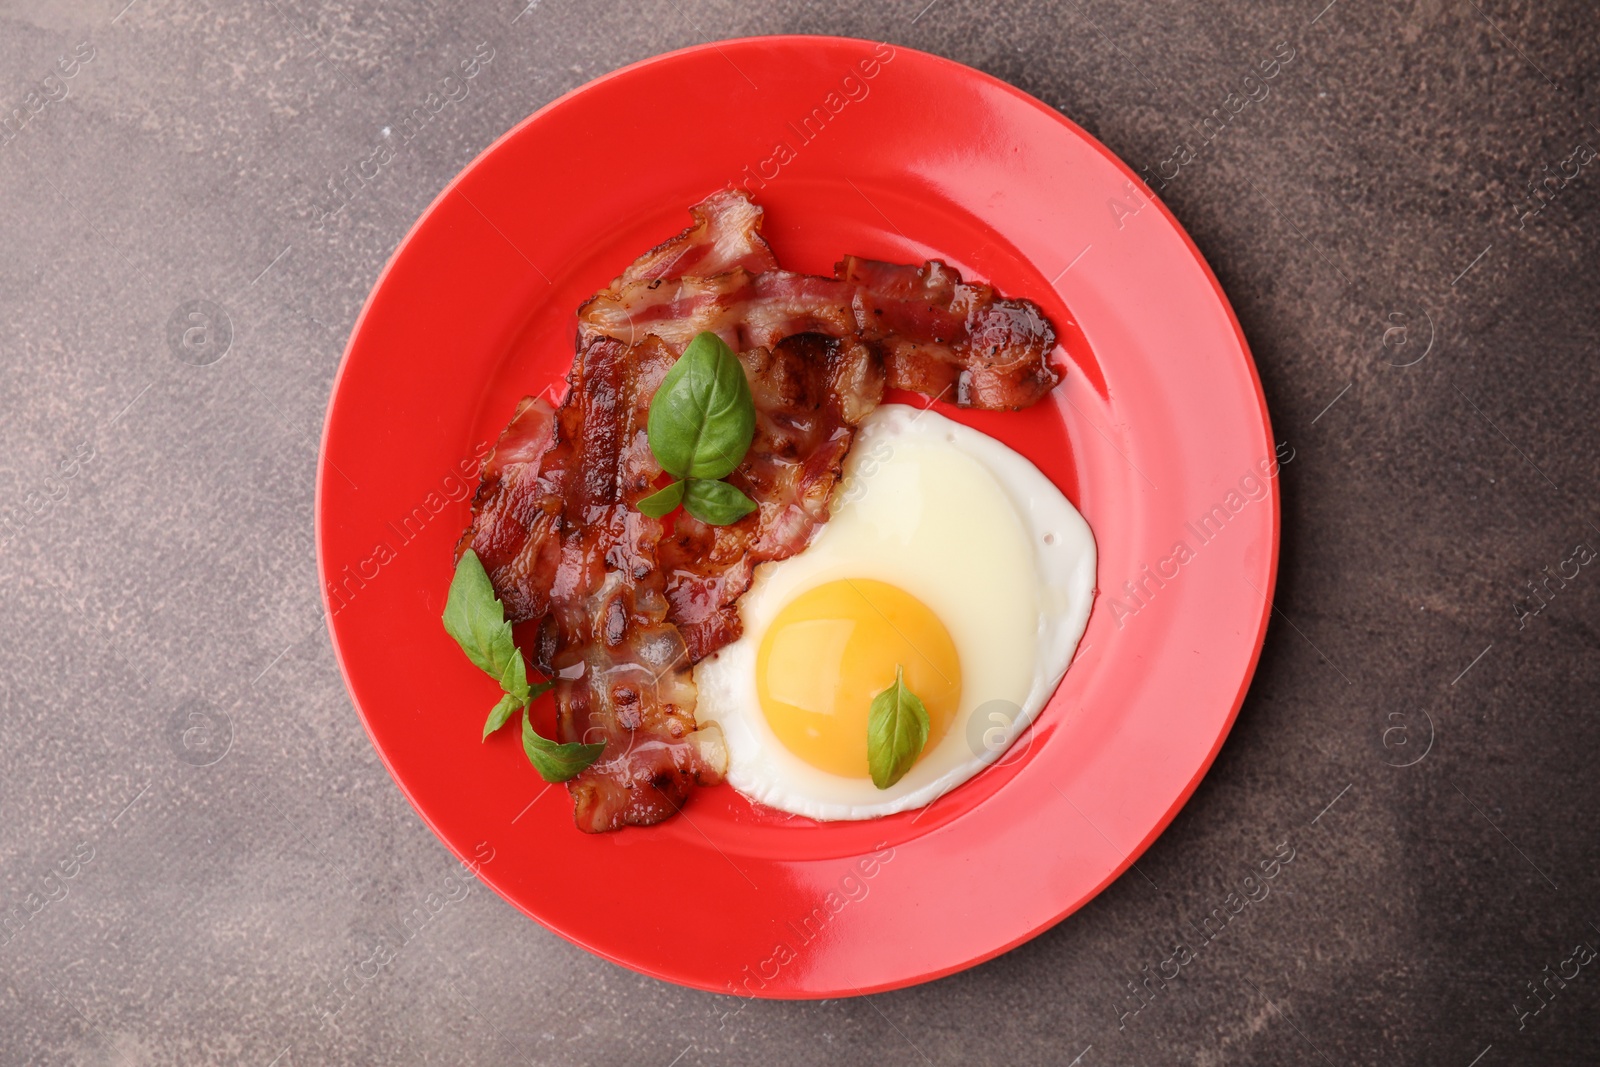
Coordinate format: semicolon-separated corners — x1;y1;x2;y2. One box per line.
638;332;758;525
443;550;603;782
867;666;931;789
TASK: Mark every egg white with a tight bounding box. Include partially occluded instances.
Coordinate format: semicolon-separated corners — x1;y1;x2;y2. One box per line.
693;404;1097;820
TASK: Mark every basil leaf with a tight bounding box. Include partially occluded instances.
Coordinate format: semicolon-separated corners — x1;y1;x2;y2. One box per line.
496;644;529;704
682;478;757;526
867;666;930;789
522;706;605;782
483;693;522;739
443;550;522;685
637;479;684;518
483;680;554;740
647;332;755;480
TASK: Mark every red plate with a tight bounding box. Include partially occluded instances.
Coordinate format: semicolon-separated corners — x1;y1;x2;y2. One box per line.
317;35;1277;998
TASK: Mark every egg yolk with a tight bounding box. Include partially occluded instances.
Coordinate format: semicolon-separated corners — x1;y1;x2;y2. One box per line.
755;579;961;779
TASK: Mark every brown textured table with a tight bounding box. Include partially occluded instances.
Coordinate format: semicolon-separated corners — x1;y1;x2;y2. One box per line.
2;1;1597;1064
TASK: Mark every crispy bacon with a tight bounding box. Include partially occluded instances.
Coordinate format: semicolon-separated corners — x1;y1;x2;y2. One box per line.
580;260;1057;411
577;190;779;347
533;336;731;832
458;397;560;624
839;256;1059;409
464;336;728;831
459;189;1060;831
614;188;777;282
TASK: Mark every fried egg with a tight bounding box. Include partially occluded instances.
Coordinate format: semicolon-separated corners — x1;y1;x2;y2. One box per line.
693;403;1096;820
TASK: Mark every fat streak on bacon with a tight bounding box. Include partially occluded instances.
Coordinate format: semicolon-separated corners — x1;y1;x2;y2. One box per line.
459;190;1062;832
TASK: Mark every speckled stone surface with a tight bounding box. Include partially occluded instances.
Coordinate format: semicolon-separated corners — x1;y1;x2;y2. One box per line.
1;1;1597;1064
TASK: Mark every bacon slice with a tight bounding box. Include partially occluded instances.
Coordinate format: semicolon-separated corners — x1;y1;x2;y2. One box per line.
839;256;1059;410
616;189;777;282
577;190;779;348
458;189;1061;832
457;397;560;625
580;269;855;354
463;336;728;832
535;335;733;832
579;258;1057;411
